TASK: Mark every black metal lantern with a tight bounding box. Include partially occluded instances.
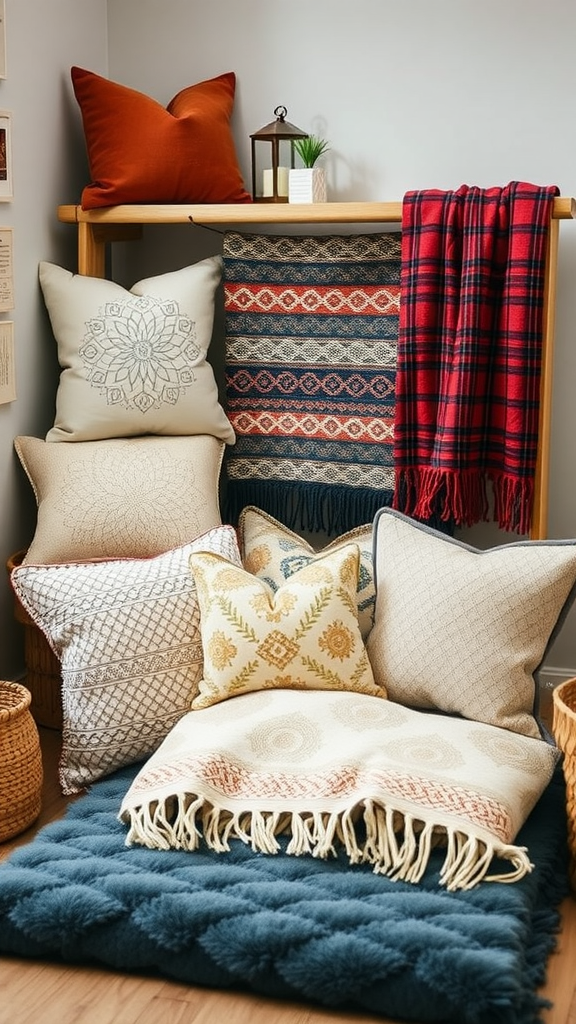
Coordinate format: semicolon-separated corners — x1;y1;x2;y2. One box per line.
250;106;308;203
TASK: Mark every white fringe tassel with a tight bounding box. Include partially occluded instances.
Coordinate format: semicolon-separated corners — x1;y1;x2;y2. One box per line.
120;793;533;891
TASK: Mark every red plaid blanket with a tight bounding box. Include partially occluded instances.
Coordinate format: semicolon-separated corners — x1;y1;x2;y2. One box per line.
393;181;559;534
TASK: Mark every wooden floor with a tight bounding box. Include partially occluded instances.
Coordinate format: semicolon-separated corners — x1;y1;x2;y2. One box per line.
1;727;576;1024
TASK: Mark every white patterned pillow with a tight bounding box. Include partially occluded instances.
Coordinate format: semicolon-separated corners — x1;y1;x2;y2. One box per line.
11;525;242;794
15;434;225;564
238;506;375;640
39;259;234;444
190;544;385;710
366;508;576;738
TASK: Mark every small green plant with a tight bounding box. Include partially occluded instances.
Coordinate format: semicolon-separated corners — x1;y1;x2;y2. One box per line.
293;135;330;168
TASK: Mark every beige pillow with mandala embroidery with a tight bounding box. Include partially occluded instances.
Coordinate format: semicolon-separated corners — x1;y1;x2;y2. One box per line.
15;433;225;564
190;544;385;709
39;260;234;444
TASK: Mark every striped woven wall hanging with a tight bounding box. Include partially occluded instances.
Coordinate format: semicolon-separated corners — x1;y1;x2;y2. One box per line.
222;231;401;535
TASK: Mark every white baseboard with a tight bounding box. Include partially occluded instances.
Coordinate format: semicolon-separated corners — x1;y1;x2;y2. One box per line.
539;666;576;690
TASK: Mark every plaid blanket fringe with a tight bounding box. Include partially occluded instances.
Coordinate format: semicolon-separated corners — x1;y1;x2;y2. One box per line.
393;181;559;535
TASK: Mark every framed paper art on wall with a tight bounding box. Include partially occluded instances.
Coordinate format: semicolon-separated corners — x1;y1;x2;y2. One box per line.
0;111;12;200
0;226;13;309
0;320;15;404
0;0;6;81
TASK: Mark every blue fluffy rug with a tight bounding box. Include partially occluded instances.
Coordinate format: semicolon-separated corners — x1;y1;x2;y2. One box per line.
0;763;569;1024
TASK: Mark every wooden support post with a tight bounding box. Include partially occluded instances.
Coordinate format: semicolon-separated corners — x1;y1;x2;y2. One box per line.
77;221;105;278
531;215;560;540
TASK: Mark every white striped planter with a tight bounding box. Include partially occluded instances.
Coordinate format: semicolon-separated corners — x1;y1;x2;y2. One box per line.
288;167;327;204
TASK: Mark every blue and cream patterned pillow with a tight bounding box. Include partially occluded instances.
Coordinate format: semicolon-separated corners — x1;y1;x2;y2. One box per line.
238;505;375;639
39;259;234;444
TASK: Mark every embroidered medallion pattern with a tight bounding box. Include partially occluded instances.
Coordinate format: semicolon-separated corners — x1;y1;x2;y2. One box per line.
79;295;199;412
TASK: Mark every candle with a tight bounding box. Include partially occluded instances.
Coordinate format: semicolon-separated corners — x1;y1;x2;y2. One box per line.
262;166;289;197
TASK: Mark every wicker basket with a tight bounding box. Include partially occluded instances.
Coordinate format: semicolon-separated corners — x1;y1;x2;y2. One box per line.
0;680;43;842
6;550;63;730
552;676;576;893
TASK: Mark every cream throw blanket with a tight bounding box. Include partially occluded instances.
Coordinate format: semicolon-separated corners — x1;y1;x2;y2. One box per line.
119;689;558;891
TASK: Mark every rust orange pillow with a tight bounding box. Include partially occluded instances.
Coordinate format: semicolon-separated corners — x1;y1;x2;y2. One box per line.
71;66;252;209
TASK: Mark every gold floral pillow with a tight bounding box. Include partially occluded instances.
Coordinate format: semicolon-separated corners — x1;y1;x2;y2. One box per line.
190;544;385;710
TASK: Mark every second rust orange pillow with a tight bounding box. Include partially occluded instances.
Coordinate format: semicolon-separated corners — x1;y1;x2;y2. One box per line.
71;66;252;209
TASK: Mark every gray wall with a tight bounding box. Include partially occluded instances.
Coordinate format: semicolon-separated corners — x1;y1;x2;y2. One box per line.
0;0;107;676
2;0;576;681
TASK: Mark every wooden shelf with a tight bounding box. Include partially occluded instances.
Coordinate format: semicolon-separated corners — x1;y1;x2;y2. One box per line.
57;197;576;279
58;200;405;229
57;196;576;228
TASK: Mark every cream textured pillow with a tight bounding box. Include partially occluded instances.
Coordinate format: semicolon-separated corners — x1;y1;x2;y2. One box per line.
190;544;385;710
39;259;234;444
238;506;375;640
15;434;225;564
10;525;242;795
366;508;576;738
